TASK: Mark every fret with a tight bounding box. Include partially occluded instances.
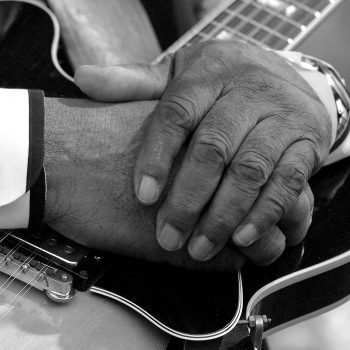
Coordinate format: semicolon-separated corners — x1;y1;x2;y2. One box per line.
224;1;313;48
303;0;332;12
253;1;314;28
252;28;269;42
228;0;246;12
155;0;343;63
201;3;264;44
262;34;289;49
264;16;301;41
200;1;311;48
286;0;331;15
286;0;318;15
252;5;304;31
240;22;257;36
226;10;291;45
201;23;218;35
215;27;266;47
215;10;231;23
225;14;261;39
253;8;270;23
187;32;210;46
226;16;242;29
240;3;257;17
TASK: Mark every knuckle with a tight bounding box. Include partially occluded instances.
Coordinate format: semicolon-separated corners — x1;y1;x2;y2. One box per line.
265;196;285;221
229;151;273;188
302;125;330;166
256;243;285;266
273;163;307;198
260;165;307;221
199;41;230;59
165;195;202;227
247;229;286;266
307;102;332;142
193;131;233;166
204;211;234;242
159;94;199;132
303;124;325;150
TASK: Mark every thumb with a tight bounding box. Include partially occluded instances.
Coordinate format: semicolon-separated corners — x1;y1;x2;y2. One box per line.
74;55;173;102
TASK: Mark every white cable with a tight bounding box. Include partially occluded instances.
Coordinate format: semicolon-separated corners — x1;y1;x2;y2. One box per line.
0;0;74;82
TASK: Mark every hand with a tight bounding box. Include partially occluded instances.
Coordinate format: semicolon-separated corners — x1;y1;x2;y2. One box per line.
75;41;328;265
43;97;247;271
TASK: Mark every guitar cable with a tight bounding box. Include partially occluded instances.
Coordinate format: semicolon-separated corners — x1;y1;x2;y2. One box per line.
0;0;74;82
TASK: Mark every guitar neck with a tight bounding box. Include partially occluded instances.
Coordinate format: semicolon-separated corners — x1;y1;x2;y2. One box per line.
158;0;343;61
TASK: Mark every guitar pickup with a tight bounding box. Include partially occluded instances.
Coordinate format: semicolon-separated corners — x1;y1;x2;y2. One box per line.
0;225;109;302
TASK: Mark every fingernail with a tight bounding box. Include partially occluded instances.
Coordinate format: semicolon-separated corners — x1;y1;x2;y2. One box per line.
157;223;182;251
188;235;215;261
233;224;258;247
137;175;159;204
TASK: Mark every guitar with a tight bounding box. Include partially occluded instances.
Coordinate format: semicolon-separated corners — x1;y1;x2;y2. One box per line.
0;0;350;349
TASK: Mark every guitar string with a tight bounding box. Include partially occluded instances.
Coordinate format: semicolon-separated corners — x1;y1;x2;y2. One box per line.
0;251;37;294
158;0;332;61
287;0;317;14
0;0;72;308
189;1;299;50
0;241;59;324
0;264;48;323
0;233;27;289
190;0;332;52
252;0;312;28
0;234;59;297
225;2;303;42
0;0;74;82
221;0;289;40
0;232;59;310
0;231;38;292
0;231;13;244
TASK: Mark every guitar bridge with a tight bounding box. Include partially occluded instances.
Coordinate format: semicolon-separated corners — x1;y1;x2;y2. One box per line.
0;225;108;302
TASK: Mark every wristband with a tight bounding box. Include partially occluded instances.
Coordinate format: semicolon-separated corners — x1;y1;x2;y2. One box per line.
278;52;350;152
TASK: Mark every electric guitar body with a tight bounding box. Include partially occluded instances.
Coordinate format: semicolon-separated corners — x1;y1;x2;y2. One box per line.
0;1;350;349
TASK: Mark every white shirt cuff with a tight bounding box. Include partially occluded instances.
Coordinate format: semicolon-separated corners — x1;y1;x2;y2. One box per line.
0;88;45;229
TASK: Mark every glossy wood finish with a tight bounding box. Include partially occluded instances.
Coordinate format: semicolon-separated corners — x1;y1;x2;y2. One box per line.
0;275;168;350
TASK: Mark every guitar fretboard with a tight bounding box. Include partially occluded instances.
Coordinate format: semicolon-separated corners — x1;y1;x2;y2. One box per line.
158;0;342;60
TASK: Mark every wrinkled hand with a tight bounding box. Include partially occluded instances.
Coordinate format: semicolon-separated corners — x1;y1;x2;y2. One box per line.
44;97;245;272
75;41;329;265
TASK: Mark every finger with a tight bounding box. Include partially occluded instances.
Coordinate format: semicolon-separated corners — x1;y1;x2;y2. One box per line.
278;183;314;246
239;225;286;266
166;243;246;272
187;118;291;261
156;96;257;251
134;70;222;205
74;55;173;102
232;141;314;248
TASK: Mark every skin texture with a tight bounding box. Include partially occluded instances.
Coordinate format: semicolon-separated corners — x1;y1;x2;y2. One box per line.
74;40;327;266
44;97;245;271
44;95;313;270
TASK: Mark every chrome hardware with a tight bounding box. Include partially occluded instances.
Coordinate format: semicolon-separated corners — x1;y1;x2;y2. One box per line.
284;53;350;147
0;247;74;303
46;288;75;303
0;225;108;297
238;315;271;350
9;228;91;268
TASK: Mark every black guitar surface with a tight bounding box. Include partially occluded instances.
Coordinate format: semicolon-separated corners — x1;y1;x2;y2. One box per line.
1;0;350;343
